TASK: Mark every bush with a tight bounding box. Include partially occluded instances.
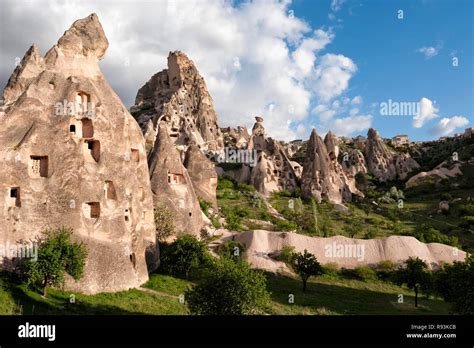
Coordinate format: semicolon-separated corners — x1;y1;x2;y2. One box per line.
22;227;87;297
433;256;474;314
154;203;175;242
413;225;460;247
363;228;377;239
160;235;210;279
374;260;397;281
185;258;270;315
393;257;431;307
353;266;378;281
270;245;295;265
217;240;245;262
272;218;298;231
217;176;235;190
322;263;340;278
198;198;212;216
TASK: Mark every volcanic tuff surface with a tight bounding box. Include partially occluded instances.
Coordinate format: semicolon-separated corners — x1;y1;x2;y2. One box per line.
0;14;158;294
237;117;300;196
301;129;361;204
365;128;420;181
131;51;223;152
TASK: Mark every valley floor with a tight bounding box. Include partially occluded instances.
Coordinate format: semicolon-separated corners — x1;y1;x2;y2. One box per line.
0;271;451;315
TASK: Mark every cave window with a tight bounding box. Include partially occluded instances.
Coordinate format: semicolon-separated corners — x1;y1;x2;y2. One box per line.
131;149;139;163
168;173;185;184
87;202;100;218
81;118;94;138
9;187;21;207
189;212;192;217
85;140;100;162
75;92;91;114
69;125;76;135
30;156;48;178
105;181;117;200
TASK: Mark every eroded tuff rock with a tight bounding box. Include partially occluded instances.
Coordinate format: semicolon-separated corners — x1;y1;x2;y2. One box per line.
184;144;218;209
301;129;361;204
238;117;299;196
131;51;223;152
0;14;158;294
341;149;367;176
365;128;419;182
221;126;250;150
149;123;205;235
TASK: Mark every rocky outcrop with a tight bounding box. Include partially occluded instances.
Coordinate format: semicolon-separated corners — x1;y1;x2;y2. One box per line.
238;117;299;196
221;126;250;150
365;128;419;182
301;129;361;204
0;14;158;294
231;230;467;272
149;123;205;236
341;149;367;176
406;161;463;188
365;128;397;181
131;51;223;152
184;144;218;209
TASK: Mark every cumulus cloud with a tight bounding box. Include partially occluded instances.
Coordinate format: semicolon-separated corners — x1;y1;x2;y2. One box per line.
430;116;469;136
413;97;439;128
331;114;373;136
312;53;357;102
331;0;346;12
416;46;440;59
0;0;358;141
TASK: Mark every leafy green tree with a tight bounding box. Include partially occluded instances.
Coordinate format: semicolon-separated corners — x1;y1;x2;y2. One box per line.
291;249;323;292
160;235;210;279
394;257;431;307
23;227;87;297
217;240;245;262
434;255;474;314
154;203;175;242
185;258;270;315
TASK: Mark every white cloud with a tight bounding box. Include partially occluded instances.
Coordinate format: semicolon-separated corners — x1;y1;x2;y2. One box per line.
413;97;439;128
349;108;359;116
430;116;469;136
416;46;440;59
312;53;357;101
0;0;354;141
331;114;373;136
331;0;346;12
351;95;362;105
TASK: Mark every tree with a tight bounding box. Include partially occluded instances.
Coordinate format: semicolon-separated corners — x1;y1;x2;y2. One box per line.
434;255;474;314
154;203;175;242
160;235;209;279
394;257;430;307
291;249;323;292
217;240;245;262
185;258;270;315
23;227;87;297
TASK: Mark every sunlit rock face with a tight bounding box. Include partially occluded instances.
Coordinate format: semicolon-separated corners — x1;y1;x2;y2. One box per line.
131;51;224;153
0;14;158;294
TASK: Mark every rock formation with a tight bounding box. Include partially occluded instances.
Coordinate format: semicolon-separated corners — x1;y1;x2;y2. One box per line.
230;230;467;272
365;128;419;181
184;144;218;209
0;14;158;294
301;129;361;204
221;126;250;150
341;149;367;176
238;117;299;196
131;51;224;152
149;123;205;235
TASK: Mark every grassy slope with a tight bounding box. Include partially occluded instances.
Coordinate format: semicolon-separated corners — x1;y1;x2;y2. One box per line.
0;271;451;315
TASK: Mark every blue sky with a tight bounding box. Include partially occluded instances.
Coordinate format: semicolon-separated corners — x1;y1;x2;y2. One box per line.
286;0;473;140
1;0;472;141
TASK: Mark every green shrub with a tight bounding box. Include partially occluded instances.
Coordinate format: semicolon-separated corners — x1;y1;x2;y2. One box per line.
353;266;378;281
217;240;245;262
272;218;298;231
185;258;270;315
160;235;210;279
217;176;235;190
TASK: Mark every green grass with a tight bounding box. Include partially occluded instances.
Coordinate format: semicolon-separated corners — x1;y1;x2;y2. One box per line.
265;273;452;315
0;272;188;315
0;271;453;315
